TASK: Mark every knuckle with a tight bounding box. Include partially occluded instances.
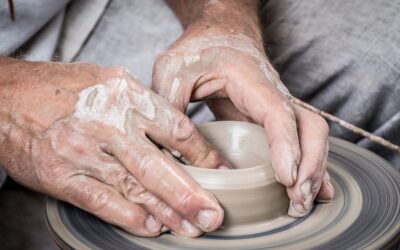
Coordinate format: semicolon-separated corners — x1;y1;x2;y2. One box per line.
108;66;127;76
138;157;152;177
176;191;201;215
153;54;171;78
86;188;114;213
37;161;66;187
125;209;146;227
135;154;157;180
120;174;147;200
154;54;169;68
283;100;296;119
159;204;175;219
205;149;219;164
171;113;198;143
153;53;182;81
196;148;220;167
313;115;329;136
153;199;176;219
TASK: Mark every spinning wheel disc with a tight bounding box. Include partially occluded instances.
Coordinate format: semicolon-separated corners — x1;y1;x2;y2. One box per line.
46;137;400;249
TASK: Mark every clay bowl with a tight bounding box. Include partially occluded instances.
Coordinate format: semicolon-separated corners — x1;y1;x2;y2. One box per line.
167;121;289;232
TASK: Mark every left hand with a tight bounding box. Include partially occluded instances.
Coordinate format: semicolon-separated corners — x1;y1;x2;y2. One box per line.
152;23;334;217
0;60;227;237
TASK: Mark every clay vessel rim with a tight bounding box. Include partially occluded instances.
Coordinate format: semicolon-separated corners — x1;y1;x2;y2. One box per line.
177;158;277;188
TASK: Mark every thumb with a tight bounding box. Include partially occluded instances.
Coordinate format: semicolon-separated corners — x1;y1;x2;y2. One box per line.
152;54;188;111
152;53;214;112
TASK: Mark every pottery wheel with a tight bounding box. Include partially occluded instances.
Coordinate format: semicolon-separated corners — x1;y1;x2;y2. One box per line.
45;137;400;249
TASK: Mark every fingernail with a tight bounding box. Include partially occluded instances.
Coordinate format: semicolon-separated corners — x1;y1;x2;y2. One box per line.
197;209;217;230
181;219;201;236
288;200;309;217
146;215;162;234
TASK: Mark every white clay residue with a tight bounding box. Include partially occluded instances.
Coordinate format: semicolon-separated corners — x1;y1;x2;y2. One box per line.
168;78;181;102
74;74;156;133
183;54;200;66
133;89;156;121
170;150;182;158
167;33;292;97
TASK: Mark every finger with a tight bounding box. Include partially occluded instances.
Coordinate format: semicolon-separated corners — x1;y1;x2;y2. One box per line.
226;79;301;186
88;160;203;237
133;191;203;237
262;96;300;187
286;107;331;217
119;71;230;169
152;53;220;111
314;142;334;202
133;100;231;169
107;134;224;233
152;54;191;111
151;55;232;169
217;63;301;186
316;170;335;202
64;175;162;237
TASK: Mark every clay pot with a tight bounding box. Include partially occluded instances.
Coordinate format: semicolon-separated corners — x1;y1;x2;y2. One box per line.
168;121;289;229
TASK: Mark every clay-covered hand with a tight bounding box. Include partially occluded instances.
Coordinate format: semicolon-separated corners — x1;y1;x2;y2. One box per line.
0;58;227;237
153;0;334;217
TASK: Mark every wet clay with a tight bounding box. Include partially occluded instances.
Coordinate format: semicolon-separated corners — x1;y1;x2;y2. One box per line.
166;121;289;230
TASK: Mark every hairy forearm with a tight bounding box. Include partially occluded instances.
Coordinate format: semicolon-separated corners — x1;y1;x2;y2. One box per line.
166;0;263;44
0;59;32;183
0;57;85;180
0;57;42;179
0;57;97;132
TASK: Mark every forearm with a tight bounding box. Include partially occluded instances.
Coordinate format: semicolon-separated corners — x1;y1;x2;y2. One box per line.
166;0;263;45
0;57;96;132
0;57;41;180
0;57;81;181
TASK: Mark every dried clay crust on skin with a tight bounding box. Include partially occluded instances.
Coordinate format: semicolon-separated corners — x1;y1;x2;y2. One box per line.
74;71;158;134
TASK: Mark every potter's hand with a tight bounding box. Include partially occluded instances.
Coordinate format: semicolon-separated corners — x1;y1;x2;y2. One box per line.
0;57;225;237
154;0;334;217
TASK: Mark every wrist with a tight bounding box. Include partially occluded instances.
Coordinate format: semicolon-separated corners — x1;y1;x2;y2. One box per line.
170;0;263;47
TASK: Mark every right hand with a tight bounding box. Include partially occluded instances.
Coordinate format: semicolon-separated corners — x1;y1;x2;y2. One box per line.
152;24;334;217
0;59;227;237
